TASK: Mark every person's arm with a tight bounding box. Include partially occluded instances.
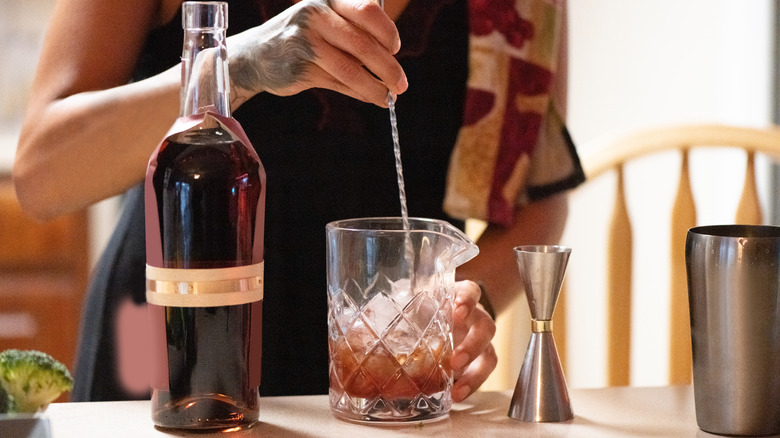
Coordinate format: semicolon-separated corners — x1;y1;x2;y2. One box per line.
13;0;175;220
458;192;570;316
14;0;407;221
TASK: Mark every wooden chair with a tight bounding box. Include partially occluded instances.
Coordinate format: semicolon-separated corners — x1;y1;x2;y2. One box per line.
557;123;780;386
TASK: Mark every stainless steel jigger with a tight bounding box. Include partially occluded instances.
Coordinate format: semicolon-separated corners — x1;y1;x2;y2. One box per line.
508;245;574;422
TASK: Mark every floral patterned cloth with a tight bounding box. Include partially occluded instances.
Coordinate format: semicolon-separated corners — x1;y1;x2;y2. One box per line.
445;0;583;226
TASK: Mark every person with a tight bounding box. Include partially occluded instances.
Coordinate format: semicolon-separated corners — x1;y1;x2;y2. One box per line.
14;0;583;402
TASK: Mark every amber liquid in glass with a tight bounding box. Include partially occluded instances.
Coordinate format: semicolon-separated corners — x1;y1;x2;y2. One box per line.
328;287;453;422
151;127;262;429
331;329;451;400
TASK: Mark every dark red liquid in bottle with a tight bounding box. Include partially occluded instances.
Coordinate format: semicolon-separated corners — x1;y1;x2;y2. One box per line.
151;127;262;429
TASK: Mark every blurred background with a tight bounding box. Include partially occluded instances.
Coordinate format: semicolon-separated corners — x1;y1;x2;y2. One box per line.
0;0;776;393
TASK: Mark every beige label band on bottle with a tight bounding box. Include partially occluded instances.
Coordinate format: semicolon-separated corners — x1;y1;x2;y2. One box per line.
146;262;263;307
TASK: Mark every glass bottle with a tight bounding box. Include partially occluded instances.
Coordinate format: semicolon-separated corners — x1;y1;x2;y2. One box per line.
144;1;264;430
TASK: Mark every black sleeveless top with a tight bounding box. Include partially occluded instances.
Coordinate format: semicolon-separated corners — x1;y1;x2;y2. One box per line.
73;0;468;401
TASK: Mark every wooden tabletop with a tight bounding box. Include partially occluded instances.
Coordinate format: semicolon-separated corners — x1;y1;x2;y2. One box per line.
42;386;726;437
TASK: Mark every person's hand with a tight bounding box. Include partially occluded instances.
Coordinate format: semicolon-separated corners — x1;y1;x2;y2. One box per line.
451;280;498;402
227;0;408;108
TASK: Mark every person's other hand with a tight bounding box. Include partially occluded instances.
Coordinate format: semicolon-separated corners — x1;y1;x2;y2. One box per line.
451;280;498;402
228;0;407;108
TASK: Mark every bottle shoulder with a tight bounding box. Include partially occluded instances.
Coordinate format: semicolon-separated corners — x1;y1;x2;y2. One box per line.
155;128;260;181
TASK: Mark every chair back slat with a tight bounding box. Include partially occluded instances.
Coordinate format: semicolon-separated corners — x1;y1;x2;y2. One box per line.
736;151;763;225
554;282;568;370
607;165;633;386
669;149;695;384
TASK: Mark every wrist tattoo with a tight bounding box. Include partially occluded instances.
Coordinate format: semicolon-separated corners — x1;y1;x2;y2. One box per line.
231;1;330;93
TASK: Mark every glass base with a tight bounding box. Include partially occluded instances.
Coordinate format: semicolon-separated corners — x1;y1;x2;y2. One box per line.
329;388;451;423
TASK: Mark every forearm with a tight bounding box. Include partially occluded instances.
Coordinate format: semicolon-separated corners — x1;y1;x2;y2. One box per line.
14;0;407;221
457;193;569;316
14;68;180;220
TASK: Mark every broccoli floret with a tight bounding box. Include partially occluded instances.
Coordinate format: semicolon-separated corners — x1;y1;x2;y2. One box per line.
0;349;74;413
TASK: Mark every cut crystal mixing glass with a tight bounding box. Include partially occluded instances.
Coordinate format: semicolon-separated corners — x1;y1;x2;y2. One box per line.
326;217;478;422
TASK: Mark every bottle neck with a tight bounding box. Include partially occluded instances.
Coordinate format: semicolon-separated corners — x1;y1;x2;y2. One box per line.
180;3;231;118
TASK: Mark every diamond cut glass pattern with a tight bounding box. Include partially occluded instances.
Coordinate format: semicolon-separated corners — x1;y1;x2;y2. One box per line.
326;218;478;422
328;285;453;421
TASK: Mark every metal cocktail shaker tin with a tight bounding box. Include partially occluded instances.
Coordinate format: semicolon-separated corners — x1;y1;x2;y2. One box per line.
686;225;780;436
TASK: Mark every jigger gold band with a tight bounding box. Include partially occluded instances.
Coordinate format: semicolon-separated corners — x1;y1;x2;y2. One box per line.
531;319;553;333
146;262;263;307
